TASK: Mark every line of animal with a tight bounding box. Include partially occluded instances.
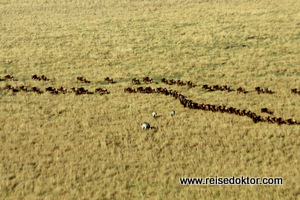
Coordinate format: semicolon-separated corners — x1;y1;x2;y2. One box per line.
1;85;109;96
3;85;44;94
71;87;94;95
202;84;235;92
127;86;299;126
77;77;91;83
255;87;275;94
45;87;68;94
161;78;192;87
32;74;50;81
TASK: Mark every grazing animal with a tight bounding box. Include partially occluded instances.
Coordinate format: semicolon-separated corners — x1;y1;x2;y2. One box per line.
141;122;151;130
170;110;175;117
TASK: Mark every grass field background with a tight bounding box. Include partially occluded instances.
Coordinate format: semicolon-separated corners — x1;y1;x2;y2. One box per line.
0;0;300;199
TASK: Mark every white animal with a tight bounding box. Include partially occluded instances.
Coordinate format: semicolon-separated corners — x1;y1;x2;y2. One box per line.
152;111;157;118
141;122;151;130
170;110;175;117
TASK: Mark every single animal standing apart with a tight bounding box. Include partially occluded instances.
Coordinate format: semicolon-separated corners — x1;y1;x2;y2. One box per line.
152;111;157;119
170;110;175;117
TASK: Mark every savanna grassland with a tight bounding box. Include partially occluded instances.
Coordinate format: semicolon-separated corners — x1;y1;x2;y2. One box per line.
0;0;300;199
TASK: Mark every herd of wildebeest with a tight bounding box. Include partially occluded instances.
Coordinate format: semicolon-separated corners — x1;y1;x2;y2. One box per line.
1;74;299;126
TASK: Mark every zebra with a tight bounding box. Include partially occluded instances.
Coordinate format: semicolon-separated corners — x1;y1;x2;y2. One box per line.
141;122;151;130
152;111;157;119
170;110;175;117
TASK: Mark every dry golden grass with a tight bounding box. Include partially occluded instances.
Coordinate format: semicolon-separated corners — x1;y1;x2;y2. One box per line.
0;0;300;199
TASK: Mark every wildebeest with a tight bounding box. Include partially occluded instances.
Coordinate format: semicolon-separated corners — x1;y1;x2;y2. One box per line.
77;77;90;83
261;108;274;115
177;80;185;86
161;78;168;84
32;87;43;94
168;79;176;85
143;77;153;83
291;88;300;94
124;87;136;93
104;77;114;84
255;87;264;94
132;78;140;84
45;87;56;92
4;75;14;80
96;87;109;94
187;81;193;87
287;118;297;125
4;85;14;90
265;88;275;94
57;87;68;94
20;86;27;92
237;87;246;93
